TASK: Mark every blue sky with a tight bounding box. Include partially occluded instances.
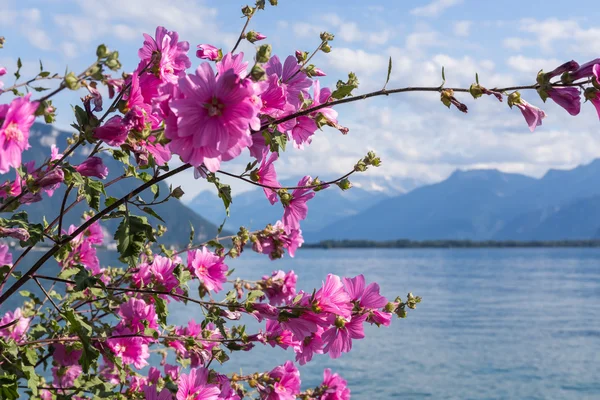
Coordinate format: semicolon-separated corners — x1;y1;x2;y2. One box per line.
2;0;600;199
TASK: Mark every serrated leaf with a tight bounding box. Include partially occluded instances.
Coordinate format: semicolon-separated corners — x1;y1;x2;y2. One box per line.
114;215;153;265
246;290;264;303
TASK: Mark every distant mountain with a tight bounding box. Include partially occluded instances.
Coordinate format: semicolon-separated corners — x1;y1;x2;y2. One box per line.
17;123;220;245
188;179;390;234
313;161;600;241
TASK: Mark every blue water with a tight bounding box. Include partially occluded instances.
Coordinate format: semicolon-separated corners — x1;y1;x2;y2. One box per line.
170;248;600;400
6;248;600;399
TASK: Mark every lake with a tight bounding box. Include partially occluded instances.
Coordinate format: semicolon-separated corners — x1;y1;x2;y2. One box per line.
8;247;600;399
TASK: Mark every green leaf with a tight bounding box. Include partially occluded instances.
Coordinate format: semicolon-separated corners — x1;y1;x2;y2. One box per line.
63;309;98;373
82;178;106;211
384;56;392;89
59;267;80;279
188;221;195;246
14;58;22;80
114;215;154;265
246;290;264;303
153;295;167;325
217;217;227;235
141;206;165;223
331;72;359;100
0;374;19;400
24;347;38;366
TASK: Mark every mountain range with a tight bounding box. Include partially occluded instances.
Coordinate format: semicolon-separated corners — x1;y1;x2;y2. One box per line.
17;123;220;245
312;161;600;242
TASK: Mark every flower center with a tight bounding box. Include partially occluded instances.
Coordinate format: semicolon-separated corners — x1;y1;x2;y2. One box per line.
197;264;208;276
204;97;224;117
4;122;23;142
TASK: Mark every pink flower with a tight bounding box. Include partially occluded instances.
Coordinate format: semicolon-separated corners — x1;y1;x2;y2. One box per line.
52;343;82;366
262;270;297;306
289;116;318;149
253;74;287;117
282;176;316;232
107;332;151;369
255;150;280;204
544;60;579;80
265;55;312;108
0;94;39;174
144;385;174;400
217;52;249;78
76;156;108;179
196;44;220;61
0;308;31;343
83;216;103;245
116;297;159;333
313;274;352;318
585;88;600;119
133;255;181;295
262;361;301;400
0;244;11;266
167;63;257;172
594;64;600;82
139;26;191;84
343;274;388;309
311;80;338;124
515;100;546;132
94;116;129;146
547;87;581;116
265;320;300;350
294;330;324;365
0;66;6;91
312;68;326;77
177;367;220;400
321;315;366;359
320;369;351;400
187;247;228;293
52;364;82;388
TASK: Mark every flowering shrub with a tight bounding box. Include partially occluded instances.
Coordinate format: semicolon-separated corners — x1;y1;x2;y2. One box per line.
0;2;597;399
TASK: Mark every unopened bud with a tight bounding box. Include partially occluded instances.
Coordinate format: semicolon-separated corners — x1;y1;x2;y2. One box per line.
321;43;332;53
64;72;80;90
246;31;267;43
250;64;266;81
269;0;277;4
255;44;271;64
336;178;352;191
250;169;260;182
242;5;254;17
320;32;335;42
96;44;108;58
295;50;308;63
171;186;185;199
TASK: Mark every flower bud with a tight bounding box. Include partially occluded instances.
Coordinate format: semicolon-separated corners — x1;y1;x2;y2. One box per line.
94;115;129;146
171;186;185;199
250;169;260;182
246;30;267;43
241;5;255;16
278;189;292;206
36;168;64;188
64;72;80;90
0;226;30;242
196;44;221;61
269;0;278;4
336;178;352;191
96;44;108;58
321;43;332;53
320;32;335;42
75;156;108;179
250;64;266;81
295;50;308;63
256;44;272;63
0;37;4;49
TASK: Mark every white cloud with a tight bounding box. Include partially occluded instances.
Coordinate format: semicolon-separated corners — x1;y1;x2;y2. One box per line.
503;37;536;51
506;55;561;75
453;21;471;37
411;0;463;18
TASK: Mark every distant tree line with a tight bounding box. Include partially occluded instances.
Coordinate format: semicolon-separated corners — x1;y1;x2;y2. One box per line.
305;239;600;249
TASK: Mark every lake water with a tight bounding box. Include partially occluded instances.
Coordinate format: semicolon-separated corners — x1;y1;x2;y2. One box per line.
8;248;600;399
170;248;600;400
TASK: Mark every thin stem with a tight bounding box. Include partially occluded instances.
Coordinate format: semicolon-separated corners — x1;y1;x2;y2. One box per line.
217;168;355;191
1;74;64;94
231;15;253;54
58;183;74;236
38;60;100;103
286;40;325;83
33;277;61;314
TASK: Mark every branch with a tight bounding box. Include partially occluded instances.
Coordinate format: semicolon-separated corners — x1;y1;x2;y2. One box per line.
0;164;191;306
